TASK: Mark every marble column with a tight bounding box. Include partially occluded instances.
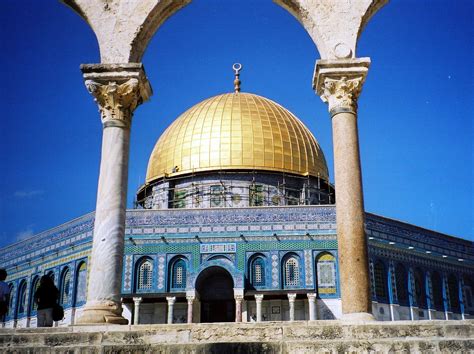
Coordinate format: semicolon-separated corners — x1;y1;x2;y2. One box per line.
235;295;243;322
76;64;152;325
166;297;176;324
307;293;317;321
133;297;142;325
314;58;373;321
255;294;264;322
186;295;195;324
288;293;297;321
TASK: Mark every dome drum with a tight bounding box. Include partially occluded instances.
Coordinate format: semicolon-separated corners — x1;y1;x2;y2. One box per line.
136;170;334;210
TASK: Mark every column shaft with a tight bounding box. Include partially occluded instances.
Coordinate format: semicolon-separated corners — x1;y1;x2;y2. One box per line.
167;297;176;324
255;294;264;322
186;296;194;324
133;297;142;325
288;293;296;321
76;64;151;325
315;59;373;320
307;293;317;321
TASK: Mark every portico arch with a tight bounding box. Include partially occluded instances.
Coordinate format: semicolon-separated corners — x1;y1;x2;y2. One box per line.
195;266;235;323
62;0;389;324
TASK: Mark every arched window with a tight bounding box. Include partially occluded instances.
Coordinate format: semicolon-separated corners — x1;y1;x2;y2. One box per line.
447;274;460;313
374;260;388;301
74;262;87;306
8;284;14;318
430;271;444;310
413;268;426;308
60;268;71;306
47;271;55;283
136;258;153;291
17;280;27;317
395;263;408;305
283;255;300;288
316;253;337;295
29;276;40;313
250;256;266;287
171;258;187;290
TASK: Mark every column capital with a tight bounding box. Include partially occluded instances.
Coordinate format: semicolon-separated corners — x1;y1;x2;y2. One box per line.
313;58;370;117
166;296;176;305
254;294;264;302
287;293;297;302
234;294;244;302
132;297;143;304
306;293;317;301
81;63;152;128
186;295;195;303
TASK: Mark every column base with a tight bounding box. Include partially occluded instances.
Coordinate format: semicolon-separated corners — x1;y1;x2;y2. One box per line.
76;301;128;325
341;312;376;322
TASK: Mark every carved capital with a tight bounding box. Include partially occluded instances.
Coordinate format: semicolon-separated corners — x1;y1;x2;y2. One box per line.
85;79;140;128
313;58;370;118
81;63;152;128
320;76;363;115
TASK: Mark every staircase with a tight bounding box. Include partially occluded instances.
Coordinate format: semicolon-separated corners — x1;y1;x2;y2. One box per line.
1;320;473;353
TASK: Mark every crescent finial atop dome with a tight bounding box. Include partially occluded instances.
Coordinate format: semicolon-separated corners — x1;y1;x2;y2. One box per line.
233;63;242;93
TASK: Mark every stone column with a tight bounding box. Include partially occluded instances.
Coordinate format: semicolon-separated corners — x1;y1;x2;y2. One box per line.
186;295;195;324
133;297;142;325
235;295;243;322
314;58;373;321
167;297;176;324
255;294;264;322
76;64;151;324
307;293;317;321
288;293;297;321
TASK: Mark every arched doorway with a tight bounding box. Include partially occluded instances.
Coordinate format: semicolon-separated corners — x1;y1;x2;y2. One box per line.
195;266;235;323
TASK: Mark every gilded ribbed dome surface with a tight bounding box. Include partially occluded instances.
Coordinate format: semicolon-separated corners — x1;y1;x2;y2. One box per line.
146;92;328;182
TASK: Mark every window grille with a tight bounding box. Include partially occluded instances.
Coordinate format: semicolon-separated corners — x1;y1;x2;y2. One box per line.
30;277;40;312
172;259;186;289
210;185;224;207
249;185;264;206
173;189;186;208
60;269;71;305
251;257;265;287
137;260;153;290
395;264;408;305
317;253;337;294
75;263;87;305
284;256;300;287
374;261;387;300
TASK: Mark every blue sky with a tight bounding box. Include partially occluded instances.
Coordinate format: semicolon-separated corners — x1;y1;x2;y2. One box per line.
0;0;472;248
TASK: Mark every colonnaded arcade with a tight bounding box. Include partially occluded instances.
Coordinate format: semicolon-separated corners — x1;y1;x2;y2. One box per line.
1;0;473;328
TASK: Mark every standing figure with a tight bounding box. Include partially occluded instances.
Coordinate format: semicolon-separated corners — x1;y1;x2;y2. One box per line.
0;269;10;322
34;276;59;327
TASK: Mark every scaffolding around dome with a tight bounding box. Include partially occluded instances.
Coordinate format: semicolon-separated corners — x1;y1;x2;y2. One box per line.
136;169;335;210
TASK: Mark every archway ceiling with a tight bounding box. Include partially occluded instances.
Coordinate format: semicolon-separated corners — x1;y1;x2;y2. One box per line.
62;0;388;63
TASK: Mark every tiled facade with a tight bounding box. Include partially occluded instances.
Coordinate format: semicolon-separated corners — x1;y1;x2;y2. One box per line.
0;206;472;327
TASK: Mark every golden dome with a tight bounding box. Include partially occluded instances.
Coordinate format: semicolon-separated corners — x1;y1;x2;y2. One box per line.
146;92;328;183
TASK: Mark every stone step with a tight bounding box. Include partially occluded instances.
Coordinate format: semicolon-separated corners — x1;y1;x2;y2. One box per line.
1;321;473;353
1;338;473;354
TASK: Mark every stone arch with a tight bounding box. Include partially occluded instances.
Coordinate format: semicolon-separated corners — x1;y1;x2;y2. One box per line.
192;258;242;288
62;0;388;63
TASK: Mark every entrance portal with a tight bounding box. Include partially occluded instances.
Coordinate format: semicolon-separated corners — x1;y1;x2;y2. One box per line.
195;266;235;323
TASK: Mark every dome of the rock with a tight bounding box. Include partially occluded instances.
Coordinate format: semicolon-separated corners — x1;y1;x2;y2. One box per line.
145;92;329;183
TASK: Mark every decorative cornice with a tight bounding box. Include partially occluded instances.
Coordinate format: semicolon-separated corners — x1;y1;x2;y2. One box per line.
313;58;370;117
